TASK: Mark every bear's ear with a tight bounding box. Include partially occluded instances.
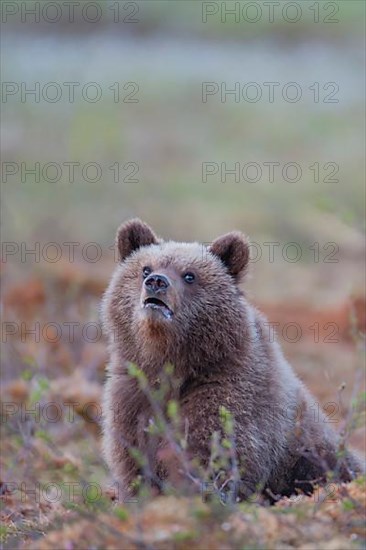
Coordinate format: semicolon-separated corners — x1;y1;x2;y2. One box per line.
116;218;158;262
209;231;250;281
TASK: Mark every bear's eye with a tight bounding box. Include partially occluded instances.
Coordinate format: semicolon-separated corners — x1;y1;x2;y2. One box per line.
142;266;152;279
183;272;195;284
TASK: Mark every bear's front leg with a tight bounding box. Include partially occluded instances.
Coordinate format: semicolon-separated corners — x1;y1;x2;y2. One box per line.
176;386;272;501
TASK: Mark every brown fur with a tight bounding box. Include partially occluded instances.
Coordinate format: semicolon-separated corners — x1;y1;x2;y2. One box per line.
102;219;363;501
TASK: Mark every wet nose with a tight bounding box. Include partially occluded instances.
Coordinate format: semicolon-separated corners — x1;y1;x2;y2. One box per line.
144;274;170;294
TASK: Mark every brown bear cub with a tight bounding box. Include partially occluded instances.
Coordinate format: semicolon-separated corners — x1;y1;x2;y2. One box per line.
102;219;362;502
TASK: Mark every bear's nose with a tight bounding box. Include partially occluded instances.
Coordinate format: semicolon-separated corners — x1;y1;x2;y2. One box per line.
144;274;170;294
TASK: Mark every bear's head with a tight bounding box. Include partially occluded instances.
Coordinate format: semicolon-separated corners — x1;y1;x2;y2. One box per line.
103;219;251;375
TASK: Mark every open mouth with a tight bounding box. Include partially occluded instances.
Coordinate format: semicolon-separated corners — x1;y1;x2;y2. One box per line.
143;297;173;320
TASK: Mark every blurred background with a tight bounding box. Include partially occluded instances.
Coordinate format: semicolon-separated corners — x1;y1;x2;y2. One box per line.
1;0;365;544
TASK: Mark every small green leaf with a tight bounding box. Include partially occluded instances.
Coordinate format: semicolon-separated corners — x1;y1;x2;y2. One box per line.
342;499;355;511
167;399;178;420
21;369;33;381
35;429;52;443
115;506;129;521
